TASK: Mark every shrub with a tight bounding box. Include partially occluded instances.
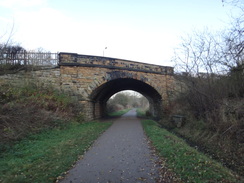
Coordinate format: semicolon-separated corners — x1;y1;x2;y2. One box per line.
0;82;83;145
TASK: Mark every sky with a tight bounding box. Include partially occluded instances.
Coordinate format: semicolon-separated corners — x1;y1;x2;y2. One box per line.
0;0;241;66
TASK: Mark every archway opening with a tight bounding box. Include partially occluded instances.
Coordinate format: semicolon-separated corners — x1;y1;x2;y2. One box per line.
90;78;163;119
106;90;149;116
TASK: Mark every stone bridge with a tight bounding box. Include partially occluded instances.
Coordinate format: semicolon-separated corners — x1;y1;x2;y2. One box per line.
0;52;176;120
58;52;175;120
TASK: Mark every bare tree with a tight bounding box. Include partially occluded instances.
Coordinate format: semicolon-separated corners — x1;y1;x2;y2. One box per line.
171;2;243;127
106;91;149;112
0;23;15;64
220;14;244;68
222;0;244;11
173;0;243;76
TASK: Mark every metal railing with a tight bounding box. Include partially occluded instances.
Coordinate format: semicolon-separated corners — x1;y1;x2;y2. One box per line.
0;51;58;66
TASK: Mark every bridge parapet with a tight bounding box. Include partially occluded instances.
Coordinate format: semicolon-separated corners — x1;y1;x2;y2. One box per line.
59;52;173;75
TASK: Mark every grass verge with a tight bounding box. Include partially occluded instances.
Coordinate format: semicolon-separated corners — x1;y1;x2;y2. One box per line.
0;121;112;183
136;108;146;118
107;108;131;117
170;120;244;176
142;120;242;183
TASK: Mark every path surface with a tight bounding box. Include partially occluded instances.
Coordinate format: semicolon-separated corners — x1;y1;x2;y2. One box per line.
60;109;159;183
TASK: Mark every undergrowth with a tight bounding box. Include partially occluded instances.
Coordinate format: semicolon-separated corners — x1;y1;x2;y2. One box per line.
0;82;83;147
159;113;244;176
136;108;151;118
170;118;244;177
136;108;146;118
142;120;242;183
167;71;244;176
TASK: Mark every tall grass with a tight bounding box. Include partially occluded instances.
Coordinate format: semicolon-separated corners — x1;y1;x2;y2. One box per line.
142;120;242;183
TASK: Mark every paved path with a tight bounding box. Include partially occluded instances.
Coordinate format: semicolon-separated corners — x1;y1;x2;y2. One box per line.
60;109;159;183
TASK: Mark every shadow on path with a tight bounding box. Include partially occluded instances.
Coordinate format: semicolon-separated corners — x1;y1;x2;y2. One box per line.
59;109;159;183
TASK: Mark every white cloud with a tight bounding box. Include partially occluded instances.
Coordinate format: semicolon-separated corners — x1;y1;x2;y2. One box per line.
0;0;46;8
0;16;10;23
11;7;75;50
0;1;178;66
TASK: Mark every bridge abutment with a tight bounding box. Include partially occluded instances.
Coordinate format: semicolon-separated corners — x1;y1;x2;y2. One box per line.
94;102;104;119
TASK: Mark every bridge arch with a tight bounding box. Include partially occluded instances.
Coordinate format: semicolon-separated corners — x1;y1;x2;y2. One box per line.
58;53;175;121
90;78;163;119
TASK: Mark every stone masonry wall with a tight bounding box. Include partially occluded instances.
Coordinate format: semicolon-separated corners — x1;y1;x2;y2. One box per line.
0;66;175;120
0;53;175;120
59;52;174;75
59;66;175;107
0;68;61;89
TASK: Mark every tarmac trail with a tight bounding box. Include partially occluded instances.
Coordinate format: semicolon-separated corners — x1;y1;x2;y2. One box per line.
59;109;159;183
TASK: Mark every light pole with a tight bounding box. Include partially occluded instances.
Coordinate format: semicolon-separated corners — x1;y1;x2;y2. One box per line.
103;47;107;57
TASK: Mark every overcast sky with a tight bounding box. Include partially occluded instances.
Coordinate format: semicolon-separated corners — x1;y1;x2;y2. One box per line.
0;0;241;66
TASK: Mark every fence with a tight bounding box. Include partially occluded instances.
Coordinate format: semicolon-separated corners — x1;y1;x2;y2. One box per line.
0;51;58;66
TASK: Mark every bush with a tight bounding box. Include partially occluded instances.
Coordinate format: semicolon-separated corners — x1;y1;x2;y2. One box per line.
164;69;244;175
0;83;83;145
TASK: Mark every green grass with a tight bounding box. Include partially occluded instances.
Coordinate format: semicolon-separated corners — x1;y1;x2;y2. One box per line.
0;121;112;183
136;108;146;118
142;120;241;183
107;108;131;117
